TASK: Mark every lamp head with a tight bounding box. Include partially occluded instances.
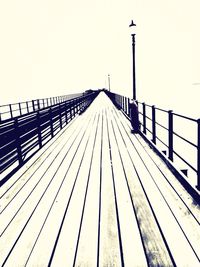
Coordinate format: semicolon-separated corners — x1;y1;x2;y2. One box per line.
129;20;136;27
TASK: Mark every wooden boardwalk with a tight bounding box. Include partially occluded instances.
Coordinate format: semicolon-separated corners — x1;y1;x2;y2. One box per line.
0;92;199;267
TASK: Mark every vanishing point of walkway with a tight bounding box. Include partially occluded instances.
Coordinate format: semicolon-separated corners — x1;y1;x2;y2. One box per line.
0;92;200;266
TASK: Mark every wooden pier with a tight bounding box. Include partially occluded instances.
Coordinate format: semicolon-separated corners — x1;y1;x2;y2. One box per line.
0;92;199;266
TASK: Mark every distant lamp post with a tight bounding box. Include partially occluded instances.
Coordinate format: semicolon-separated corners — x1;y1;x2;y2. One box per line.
108;74;111;92
129;20;137;100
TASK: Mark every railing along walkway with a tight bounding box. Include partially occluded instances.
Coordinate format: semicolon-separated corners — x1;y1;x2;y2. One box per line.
0;92;199;266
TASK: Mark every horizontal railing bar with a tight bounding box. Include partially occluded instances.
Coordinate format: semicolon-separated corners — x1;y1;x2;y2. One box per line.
0;96;83;123
173;150;197;173
105;90;199;190
145;127;152;134
173;112;197;122
155;107;168;113
155;136;168;148
0;93;84;108
155;121;168;131
140;123;152;135
145;115;152;121
0;92;99;183
173;131;197;148
137;101;152;108
0;92;90;122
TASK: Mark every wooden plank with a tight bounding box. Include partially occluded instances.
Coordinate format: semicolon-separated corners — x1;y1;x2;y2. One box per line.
117;107;200;224
25;113;98;267
98;106;121;267
47;112;99;267
112;104;200;266
1;92;199;266
0;115;81;201
74;110;103;266
108;104;174;266
118;108;200;221
130;134;200;258
106;106;148;267
0;110;95;266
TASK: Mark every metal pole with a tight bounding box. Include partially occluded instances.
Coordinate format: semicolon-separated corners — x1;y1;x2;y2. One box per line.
132;34;136;100
108;74;111;92
152;105;156;144
197;119;200;190
168;110;174;161
142;103;146;134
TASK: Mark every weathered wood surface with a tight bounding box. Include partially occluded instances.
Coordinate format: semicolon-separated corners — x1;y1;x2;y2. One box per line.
0;92;199;266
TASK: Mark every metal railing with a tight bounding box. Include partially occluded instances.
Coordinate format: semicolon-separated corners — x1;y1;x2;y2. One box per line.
105;90;200;191
0;92;85;122
0;92;99;184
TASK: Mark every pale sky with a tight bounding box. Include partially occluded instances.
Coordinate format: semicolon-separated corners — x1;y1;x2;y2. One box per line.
0;0;200;116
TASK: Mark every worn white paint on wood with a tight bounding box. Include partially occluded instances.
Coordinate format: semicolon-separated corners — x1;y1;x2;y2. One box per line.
0;108;95;266
0;92;199;267
116;107;200;256
26;114;97;267
0;115;80;195
117;108;200;222
113;104;200;266
106;107;148;267
98;107;122;267
48;114;99;267
108;107;174;266
74;110;103;266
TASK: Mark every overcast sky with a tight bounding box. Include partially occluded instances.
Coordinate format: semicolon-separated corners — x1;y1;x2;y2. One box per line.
0;0;199;115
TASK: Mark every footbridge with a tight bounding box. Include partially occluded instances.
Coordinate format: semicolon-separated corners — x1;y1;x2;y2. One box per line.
0;90;199;266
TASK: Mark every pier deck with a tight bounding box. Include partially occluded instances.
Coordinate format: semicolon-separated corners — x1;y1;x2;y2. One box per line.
0;92;199;266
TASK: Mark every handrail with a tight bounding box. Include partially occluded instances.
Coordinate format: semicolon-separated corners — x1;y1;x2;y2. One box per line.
0;91;99;185
0;92;85;122
105;90;200;190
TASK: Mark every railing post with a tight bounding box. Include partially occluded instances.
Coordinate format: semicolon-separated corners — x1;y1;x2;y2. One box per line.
37;111;42;149
19;103;22;116
72;99;74;117
70;100;73;120
76;98;78;113
14;118;23;166
126;97;128;115
49;107;54;138
74;99;76;116
26;102;29;113
127;98;130;118
37;99;40;110
152;105;156;144
32;100;35;112
77;98;79;113
79;97;82;113
124;97;127;114
65;102;68;124
168;110;173;161
9;104;13;119
59;103;63;129
142;102;146;134
197;119;200;190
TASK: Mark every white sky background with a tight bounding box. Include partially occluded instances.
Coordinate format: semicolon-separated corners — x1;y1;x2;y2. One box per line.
0;0;200;116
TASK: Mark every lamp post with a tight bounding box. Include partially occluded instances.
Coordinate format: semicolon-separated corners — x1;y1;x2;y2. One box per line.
108;74;111;92
129;20;136;100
